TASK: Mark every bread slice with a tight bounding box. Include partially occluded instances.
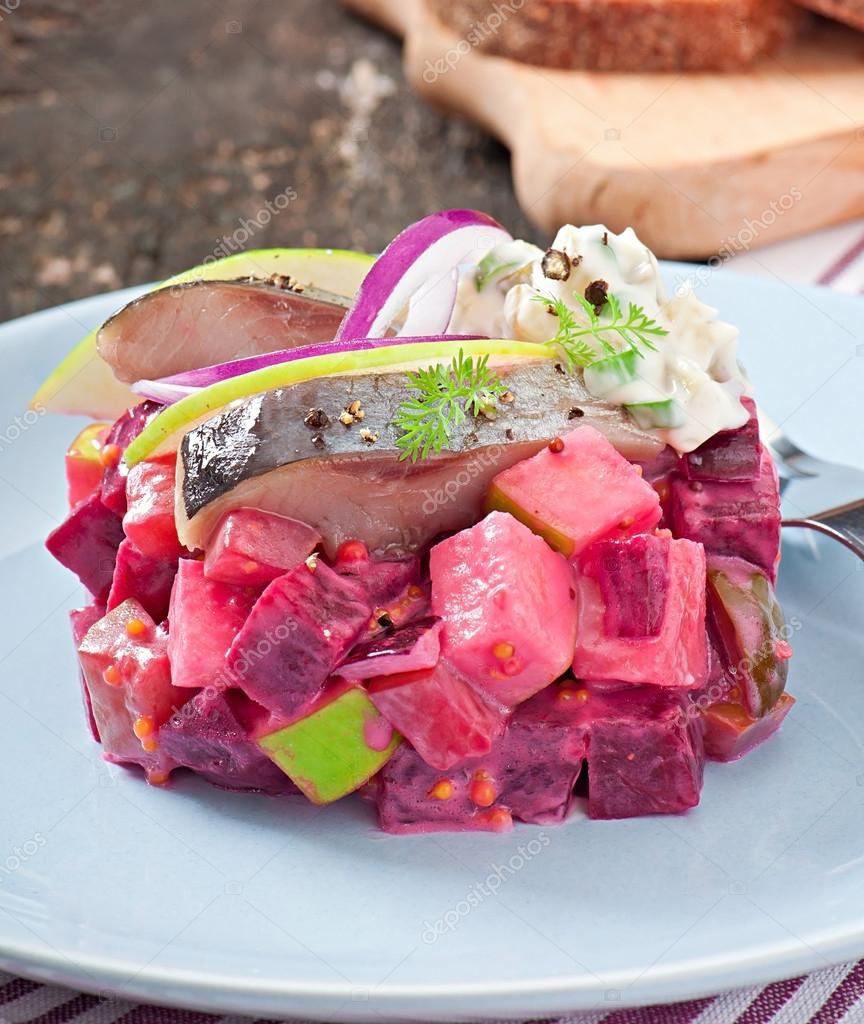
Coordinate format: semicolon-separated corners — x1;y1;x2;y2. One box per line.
794;0;864;29
423;0;806;72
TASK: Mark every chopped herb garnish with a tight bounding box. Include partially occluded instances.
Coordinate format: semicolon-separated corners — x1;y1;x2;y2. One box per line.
394;349;508;462
532;291;668;371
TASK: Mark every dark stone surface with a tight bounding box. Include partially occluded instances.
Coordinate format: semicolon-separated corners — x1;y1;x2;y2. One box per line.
0;0;538;322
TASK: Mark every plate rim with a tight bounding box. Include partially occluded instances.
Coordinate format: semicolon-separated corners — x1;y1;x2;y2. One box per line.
1;271;862;1019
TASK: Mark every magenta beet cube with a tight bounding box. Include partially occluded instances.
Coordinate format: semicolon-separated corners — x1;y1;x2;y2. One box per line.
107;539;178;624
70;603;106;742
159;688;299;794
573;535;707;689
335;545;422;611
491;684;589;824
46;491;125;602
123;454;184;558
77;599;189;777
670;445;781;581
337;617;442;681
430;511;578;706
581;533;671;638
369;658;504;770
682;398;761;482
582;683;704;820
226;559;371;718
204;508;321;588
167;559;257;689
375;745;514;835
375;684;590;833
99;401;162;517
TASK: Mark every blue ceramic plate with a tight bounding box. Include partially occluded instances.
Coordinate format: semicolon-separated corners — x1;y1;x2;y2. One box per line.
0;268;862;1022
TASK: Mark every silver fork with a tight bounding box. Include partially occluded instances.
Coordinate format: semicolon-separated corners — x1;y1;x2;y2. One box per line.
760;411;864;562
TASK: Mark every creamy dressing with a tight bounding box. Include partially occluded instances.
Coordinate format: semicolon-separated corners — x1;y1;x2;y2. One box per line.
448;224;749;453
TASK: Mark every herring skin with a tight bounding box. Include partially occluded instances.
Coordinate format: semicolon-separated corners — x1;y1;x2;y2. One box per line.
177;360;664;557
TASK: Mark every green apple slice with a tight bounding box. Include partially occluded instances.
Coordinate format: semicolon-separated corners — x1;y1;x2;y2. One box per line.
30;248;374;420
124;338;553;466
258;685;402;805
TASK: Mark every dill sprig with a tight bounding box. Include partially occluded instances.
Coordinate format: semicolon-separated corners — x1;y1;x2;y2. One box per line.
533;292;669;371
394;350;508;462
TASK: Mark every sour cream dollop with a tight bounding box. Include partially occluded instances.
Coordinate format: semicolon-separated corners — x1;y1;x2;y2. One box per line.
448;224;749;453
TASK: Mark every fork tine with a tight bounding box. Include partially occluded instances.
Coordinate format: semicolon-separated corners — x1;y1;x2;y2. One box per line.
783;499;864;562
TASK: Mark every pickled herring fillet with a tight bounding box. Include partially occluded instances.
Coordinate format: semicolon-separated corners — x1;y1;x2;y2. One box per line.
177;360;664;556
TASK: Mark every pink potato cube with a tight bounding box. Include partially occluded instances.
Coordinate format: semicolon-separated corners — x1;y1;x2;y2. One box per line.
430;511;578;706
572;534;708;689
369;659;505;770
167;559;257;689
204;508;321;588
485;425;662;558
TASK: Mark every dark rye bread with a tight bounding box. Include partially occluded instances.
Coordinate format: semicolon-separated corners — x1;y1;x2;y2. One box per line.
424;0;806;72
794;0;864;29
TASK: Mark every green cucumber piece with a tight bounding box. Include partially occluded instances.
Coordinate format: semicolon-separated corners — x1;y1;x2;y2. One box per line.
586;348;640;388
626;399;685;430
258;686;402;804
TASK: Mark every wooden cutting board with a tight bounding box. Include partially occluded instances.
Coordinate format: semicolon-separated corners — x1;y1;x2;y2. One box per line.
346;0;864;259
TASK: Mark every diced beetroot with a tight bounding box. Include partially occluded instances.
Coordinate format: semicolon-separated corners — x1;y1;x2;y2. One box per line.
369;659;504;770
123;453;183;558
337;618;442;681
488;686;588;824
485;426;662;558
227;559;371;718
65;422;110;507
159;688;299;794
635;446;680;528
706;555;791;718
70;603;105;741
581;682;704;819
670;445;781;581
204;508;321;588
375;684;591;833
430;512;578;706
335;544;422;609
46;491;125;602
107;539;178;624
99;401;163;517
581;534;670;638
77;599;189;777
573;535;707;689
375;745;514;834
682;398;761;482
168;560;257;689
701;693;795;762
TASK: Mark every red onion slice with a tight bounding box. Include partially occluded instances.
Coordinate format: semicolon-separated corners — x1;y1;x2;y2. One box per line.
131;334;485;405
335;209;511;341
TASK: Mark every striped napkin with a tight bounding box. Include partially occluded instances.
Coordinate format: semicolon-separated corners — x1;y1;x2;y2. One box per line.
3;220;863;1024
